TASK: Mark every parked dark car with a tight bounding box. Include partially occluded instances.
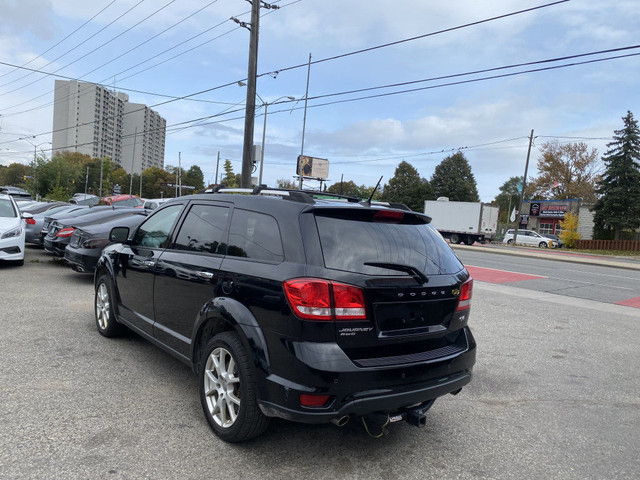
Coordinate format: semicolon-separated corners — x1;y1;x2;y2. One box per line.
39;206;90;245
44;207;143;256
543;233;564;248
64;211;149;273
94;189;476;442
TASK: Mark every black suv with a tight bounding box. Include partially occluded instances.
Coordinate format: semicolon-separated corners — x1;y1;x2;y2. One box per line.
94;189;476;442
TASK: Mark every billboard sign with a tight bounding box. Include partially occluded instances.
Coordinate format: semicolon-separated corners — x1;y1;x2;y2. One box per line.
297;155;329;179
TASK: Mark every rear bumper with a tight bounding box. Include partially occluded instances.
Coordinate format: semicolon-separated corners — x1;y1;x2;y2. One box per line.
256;327;476;423
64;247;99;273
43;238;66;257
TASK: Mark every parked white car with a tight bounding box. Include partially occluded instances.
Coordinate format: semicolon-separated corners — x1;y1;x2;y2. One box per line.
502;229;556;248
0;194;31;266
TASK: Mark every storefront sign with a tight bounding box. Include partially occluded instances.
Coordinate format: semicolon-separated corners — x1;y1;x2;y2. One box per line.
540;205;567;217
529;203;541;216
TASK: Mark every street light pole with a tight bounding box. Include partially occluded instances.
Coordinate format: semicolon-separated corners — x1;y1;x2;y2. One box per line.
258;96;294;186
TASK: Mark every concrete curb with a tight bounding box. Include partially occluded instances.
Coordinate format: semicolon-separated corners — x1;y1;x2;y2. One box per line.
449;243;640;271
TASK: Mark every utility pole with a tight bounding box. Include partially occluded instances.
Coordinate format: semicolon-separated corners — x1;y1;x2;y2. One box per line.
99;157;104;197
240;0;261;188
513;129;535;245
299;53;312;190
215;151;220;185
85;166;89;195
178;152;182;196
129;127;137;196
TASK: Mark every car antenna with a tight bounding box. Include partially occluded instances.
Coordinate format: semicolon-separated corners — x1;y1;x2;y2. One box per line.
366;176;383;205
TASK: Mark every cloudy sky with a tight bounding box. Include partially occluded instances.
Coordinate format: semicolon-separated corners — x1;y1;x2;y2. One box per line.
0;0;638;201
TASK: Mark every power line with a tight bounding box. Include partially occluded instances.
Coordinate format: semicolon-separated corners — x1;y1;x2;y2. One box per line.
2;46;636;150
0;3;299;116
288;51;640;111
0;0;178;99
257;0;571;80
0;0;146;90
300;45;640;103
0;0;117;81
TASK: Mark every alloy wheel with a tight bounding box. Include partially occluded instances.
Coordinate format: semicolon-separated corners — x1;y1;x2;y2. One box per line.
96;282;111;330
204;347;241;428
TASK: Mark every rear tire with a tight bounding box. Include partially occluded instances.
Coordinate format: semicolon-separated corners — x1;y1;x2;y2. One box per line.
95;274;125;337
463;237;474;245
539;241;548;248
450;234;461;244
199;332;270;442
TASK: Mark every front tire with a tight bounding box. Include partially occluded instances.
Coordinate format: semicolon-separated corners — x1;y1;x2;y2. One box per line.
199;332;270;442
507;239;514;244
95;274;125;337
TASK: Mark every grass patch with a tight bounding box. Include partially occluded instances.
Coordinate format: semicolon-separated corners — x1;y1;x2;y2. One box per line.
567;248;640;257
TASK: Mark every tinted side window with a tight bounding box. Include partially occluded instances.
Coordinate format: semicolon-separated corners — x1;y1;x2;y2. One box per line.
227;209;283;262
174;204;229;255
133;204;182;248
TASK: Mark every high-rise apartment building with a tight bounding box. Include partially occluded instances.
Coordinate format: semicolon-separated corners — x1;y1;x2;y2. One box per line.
52;80;166;174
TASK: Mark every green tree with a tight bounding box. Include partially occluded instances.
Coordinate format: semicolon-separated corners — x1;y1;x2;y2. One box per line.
327;180;361;197
222;160;239;187
529;141;599;202
184;165;205;192
493;176;523;223
430;152;479;202
381;161;431;211
38;152;85;199
0;163;31;187
593;111;640;240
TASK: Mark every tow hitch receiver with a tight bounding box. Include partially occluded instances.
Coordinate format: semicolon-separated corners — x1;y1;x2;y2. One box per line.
405;399;436;428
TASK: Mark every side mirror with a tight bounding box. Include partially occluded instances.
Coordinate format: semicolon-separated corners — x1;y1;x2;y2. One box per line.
110;226;130;244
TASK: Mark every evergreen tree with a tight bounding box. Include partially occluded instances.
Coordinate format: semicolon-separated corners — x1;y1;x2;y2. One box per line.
222;160;238;187
380;161;431;212
593;111;640;239
430;152;480;202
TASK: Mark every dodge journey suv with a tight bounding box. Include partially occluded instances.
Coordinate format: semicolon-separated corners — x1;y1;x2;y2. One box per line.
94;188;476;442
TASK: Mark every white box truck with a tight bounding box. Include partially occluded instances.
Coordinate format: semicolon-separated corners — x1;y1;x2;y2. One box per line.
424;198;500;245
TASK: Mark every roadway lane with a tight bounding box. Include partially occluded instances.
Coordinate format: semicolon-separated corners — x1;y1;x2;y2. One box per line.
453;248;640;308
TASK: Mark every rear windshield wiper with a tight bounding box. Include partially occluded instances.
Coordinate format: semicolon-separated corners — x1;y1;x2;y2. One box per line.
363;262;429;284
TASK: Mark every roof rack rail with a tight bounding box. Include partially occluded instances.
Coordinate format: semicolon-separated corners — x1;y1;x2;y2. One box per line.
203;185;413;210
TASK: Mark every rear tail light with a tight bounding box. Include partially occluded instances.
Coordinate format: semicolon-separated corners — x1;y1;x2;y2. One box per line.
56;227;75;238
456;277;473;311
283;278;367;321
25;218;36;225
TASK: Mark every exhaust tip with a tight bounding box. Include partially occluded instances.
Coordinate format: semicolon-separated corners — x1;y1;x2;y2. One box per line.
330;416;350;427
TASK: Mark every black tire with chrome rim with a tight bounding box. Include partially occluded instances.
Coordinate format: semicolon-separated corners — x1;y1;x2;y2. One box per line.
95;273;125;337
198;332;270;442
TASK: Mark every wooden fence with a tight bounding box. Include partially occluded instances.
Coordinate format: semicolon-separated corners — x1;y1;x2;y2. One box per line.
576;239;640;252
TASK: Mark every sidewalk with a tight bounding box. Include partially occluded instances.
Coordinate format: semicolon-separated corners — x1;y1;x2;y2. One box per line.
449;242;640;271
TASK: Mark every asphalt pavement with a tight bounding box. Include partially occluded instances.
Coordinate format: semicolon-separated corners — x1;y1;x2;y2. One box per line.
450;242;640;271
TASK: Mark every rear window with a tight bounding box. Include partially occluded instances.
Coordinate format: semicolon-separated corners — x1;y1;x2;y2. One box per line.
314;210;464;276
